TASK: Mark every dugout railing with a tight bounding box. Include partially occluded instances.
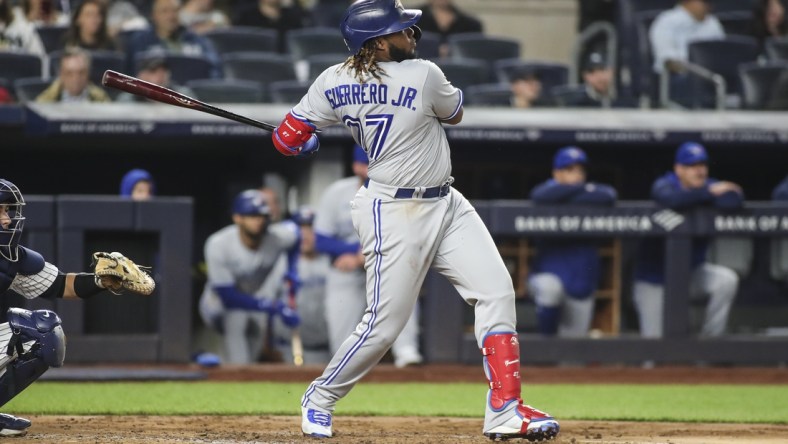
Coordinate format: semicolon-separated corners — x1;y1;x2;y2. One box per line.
423;201;788;366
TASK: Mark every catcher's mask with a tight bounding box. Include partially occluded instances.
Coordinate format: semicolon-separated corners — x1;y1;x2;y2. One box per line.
0;179;25;262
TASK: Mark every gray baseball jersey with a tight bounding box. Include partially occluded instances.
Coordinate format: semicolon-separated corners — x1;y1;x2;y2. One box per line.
199;222;297;363
297;58;524;432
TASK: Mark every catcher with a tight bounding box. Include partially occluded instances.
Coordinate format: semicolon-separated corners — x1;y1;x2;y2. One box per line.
0;178;155;436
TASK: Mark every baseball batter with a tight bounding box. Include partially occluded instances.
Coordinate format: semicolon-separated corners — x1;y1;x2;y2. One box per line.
315;145;422;367
269;0;559;440
199;189;301;364
0;178;154;436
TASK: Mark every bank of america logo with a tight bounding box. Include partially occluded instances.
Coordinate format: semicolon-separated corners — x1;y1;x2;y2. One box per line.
652;209;684;231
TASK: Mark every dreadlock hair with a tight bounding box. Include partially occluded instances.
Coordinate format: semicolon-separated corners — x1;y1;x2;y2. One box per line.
341;38;387;83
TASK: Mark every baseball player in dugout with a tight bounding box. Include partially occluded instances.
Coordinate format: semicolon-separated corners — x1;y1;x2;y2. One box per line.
315;144;423;368
633;142;742;338
0;179;154;437
528;147;617;338
270;0;559;440
199;189;301;364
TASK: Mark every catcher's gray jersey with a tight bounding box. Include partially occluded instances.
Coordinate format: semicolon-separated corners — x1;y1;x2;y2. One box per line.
292;59;462;187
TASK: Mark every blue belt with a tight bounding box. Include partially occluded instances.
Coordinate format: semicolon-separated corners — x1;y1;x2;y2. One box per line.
365;179;451;199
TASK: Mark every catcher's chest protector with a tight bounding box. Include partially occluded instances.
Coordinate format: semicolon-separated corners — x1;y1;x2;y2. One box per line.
481;333;522;411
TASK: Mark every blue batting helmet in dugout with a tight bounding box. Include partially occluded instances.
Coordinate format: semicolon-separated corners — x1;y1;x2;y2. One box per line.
341;0;422;53
675;142;708;165
553;146;588;169
293;207;316;226
232;189;270;216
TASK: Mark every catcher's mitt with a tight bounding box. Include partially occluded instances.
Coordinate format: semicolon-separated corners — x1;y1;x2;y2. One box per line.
92;252;155;296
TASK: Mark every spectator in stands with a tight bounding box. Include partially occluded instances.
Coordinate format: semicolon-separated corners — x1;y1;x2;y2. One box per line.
115;55;195;102
750;0;787;54
35;48;111;102
119;168;156;201
649;0;725;106
234;0;307;53
0;0;46;58
528;146;617;338
106;1;149;38
773;175;788;200
564;52;615;108
633;142;741;338
509;67;552;109
416;0;482;58
64;0;117;51
179;0;229;34
17;0;68;27
126;0;221;77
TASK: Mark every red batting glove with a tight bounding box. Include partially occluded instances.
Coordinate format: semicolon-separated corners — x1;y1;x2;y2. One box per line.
272;112;316;156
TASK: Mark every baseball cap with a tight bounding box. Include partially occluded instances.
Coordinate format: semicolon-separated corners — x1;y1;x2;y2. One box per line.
583;52;609;72
292;206;315;225
232;189;270;216
675;142;708;165
353;144;369;165
553;146;588;169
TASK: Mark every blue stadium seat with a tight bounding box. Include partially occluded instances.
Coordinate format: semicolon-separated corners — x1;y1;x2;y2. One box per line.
286;27;348;60
766;37;788;62
739;62;788;109
717;11;754;37
416;31;441;60
36;25;68;54
185;79;264;103
50;50;124;86
269;80;310;104
0;53;43;83
204;27;278;55
436;59;489;91
306;53;347;81
222;52;297;102
494;59;569;96
447;33;521;66
464;83;512;107
688;36;759;98
13;77;51;103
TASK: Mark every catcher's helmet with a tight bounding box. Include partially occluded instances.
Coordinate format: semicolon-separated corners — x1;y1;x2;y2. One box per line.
0;179;25;262
292;206;315;226
232;189;270;216
341;0;422;53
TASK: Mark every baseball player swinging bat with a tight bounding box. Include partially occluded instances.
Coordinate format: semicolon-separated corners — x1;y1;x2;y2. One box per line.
101;70;276;132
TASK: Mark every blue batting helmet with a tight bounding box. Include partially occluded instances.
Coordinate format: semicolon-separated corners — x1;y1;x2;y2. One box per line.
341;0;422;53
292;206;316;226
0;179;25;262
232;189;270;216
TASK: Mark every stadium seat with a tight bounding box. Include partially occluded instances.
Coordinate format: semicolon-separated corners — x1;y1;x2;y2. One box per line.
717;11;754;37
550;84;589;107
306;53;347;81
13;77;51;103
133;54;214;85
631;9;663;103
0;53;43;83
36;25;68;54
464;83;512;107
494;59;569;95
185;79;264;103
269;80;310;104
416;31;441;60
204;27;278;55
766;37;788;62
436;59;489;91
739;62;788;109
50;50;124;86
447;33;521;65
222;52;297;102
286;27;348;60
616;1;673;100
115;29;142;54
688;36;759;103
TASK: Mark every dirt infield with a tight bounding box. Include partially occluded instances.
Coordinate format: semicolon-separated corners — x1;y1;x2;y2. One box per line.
11;365;788;443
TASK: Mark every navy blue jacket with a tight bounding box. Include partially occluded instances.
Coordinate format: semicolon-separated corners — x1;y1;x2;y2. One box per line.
634;172;744;283
773;176;788;201
125;26;221;78
530;179;617;299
